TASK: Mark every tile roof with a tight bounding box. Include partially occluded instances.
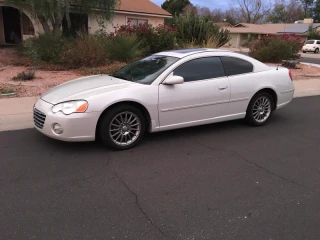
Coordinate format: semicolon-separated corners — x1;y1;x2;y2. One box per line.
116;0;171;16
278;23;320;33
225;23;297;34
225;23;320;35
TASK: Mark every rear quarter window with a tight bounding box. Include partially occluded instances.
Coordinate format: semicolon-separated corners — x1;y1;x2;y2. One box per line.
306;40;315;44
220;56;254;76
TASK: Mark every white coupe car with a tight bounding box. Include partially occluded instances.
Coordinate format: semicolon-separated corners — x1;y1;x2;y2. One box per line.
34;48;295;150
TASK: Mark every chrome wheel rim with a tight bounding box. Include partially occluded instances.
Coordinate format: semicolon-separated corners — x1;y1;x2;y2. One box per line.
252;96;271;123
109;111;141;146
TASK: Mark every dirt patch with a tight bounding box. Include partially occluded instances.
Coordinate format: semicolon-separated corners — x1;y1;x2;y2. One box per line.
1;48;320;98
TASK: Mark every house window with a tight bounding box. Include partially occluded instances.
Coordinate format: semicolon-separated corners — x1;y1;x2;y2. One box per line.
127;18;148;26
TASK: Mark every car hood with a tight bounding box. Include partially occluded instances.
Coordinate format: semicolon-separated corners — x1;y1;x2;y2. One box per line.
41;75;137;104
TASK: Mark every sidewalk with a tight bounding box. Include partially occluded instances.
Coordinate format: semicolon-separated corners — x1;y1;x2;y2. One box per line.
1;80;320;132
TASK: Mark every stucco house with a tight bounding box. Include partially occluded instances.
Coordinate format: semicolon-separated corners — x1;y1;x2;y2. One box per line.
0;0;171;45
224;21;320;47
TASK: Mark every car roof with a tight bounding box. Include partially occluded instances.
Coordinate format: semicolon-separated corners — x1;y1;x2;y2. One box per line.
154;48;233;58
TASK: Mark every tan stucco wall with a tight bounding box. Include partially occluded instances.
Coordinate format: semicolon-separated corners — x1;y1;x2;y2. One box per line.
0;7;4;44
226;33;240;47
89;12;165;34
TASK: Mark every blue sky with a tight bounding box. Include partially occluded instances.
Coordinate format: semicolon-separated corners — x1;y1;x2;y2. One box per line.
151;0;231;11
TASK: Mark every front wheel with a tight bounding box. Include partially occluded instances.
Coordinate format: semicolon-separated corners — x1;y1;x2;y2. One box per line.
245;92;274;126
315;48;319;54
99;105;146;150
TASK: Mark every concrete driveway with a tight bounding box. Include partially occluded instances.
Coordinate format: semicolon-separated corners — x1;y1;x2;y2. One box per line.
0;96;320;240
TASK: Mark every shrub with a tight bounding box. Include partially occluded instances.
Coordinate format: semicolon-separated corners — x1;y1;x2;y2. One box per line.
171;11;231;48
106;34;146;62
19;34;65;64
249;34;303;63
12;70;35;81
60;34;108;68
112;22;178;53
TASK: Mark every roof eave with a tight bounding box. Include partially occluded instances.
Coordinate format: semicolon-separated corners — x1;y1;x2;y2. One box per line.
114;10;172;18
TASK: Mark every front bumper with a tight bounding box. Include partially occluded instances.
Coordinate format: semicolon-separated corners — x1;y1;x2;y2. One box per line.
34;98;100;142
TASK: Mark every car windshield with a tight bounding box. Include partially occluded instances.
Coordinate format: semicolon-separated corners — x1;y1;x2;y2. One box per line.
110;55;179;84
306;40;315;44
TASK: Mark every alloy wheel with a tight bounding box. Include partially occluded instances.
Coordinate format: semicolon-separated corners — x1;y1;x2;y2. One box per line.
252;96;272;123
109;111;141;146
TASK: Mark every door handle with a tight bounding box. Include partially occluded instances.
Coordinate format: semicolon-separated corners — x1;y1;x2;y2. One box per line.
218;86;228;90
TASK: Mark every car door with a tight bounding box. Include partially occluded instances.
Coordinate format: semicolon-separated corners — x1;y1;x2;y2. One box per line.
158;56;230;129
219;56;256;116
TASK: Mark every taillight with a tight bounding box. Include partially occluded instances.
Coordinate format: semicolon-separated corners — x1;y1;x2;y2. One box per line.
288;69;293;81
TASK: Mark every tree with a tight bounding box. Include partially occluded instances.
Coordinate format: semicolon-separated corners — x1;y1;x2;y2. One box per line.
313;0;320;21
225;16;237;26
266;3;286;23
299;0;314;17
6;0;117;35
286;0;305;22
237;0;272;23
161;0;191;15
266;0;305;23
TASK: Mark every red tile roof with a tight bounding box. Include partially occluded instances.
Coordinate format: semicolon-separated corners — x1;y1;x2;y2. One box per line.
116;0;171;16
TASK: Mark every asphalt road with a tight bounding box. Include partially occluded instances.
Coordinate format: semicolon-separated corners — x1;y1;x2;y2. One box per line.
1;96;320;240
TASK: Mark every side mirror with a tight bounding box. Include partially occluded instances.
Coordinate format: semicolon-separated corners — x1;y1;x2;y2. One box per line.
163;75;184;85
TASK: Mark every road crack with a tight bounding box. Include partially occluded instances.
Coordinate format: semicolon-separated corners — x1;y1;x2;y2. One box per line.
195;141;318;194
114;172;172;239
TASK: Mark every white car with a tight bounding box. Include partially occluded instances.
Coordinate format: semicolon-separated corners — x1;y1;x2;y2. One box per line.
34;48;295;150
302;39;320;53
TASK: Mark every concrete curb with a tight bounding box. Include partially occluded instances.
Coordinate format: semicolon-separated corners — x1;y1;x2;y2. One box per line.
300;62;320;68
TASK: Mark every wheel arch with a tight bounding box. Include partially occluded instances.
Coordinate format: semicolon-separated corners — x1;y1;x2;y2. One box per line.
95;101;152;140
247;88;278;111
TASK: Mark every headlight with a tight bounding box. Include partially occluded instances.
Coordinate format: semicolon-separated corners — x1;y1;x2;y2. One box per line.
52;100;88;115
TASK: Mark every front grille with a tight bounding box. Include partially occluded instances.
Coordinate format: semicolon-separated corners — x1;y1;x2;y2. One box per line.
33;108;46;129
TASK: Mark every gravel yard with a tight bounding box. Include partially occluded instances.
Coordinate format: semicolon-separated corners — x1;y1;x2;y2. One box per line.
1;48;320;98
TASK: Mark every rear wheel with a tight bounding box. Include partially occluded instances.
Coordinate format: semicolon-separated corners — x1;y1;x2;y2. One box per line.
303;51;306;53
99;105;146;150
245;92;274;126
315;48;319;53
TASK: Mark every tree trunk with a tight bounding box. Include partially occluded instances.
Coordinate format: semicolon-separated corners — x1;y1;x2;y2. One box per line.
37;15;51;34
52;24;62;35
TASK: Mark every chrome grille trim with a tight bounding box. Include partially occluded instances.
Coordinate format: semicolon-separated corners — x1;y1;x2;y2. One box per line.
33;108;46;129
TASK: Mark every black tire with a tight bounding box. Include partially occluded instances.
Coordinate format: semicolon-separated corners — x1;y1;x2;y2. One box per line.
99;104;146;150
245;92;275;126
303;51;306;53
315;48;319;54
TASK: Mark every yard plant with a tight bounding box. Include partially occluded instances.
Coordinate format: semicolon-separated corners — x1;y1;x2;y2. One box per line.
249;34;303;63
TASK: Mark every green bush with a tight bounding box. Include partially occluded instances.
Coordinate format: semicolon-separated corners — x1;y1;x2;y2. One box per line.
106;34;146;62
249;34;303;63
60;34;108;68
19;34;65;64
112;23;178;54
171;11;231;48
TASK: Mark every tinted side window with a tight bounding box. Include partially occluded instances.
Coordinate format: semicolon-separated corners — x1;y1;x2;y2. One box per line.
317;41;320;44
220;57;253;76
173;57;225;82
